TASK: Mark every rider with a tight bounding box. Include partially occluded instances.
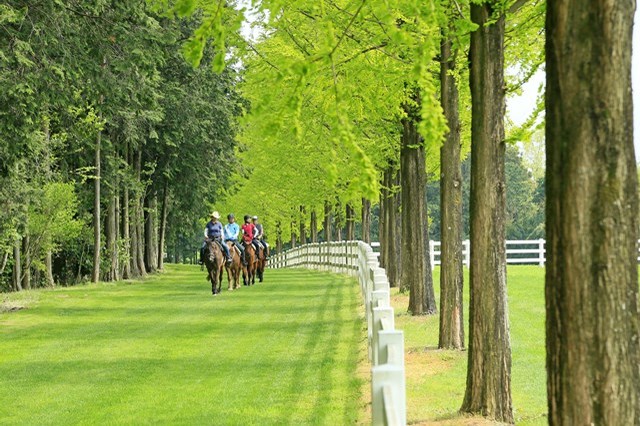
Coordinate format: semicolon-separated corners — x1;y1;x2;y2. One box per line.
202;211;232;266
224;213;246;266
252;215;268;259
241;215;258;263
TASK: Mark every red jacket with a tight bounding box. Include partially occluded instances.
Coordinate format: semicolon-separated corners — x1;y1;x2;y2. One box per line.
241;223;255;243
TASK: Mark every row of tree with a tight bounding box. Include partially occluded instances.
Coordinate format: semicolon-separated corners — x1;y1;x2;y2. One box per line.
0;2;243;291
178;0;638;423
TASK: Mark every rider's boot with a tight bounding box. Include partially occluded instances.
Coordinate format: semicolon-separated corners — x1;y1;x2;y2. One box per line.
199;247;204;265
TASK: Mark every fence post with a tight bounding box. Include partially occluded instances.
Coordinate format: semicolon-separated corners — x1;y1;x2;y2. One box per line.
538;239;545;267
463;239;470;267
372;306;394;366
429;240;435;269
378;330;404;367
371;364;406;426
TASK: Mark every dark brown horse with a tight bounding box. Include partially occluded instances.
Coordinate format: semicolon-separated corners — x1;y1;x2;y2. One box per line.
256;242;269;282
225;241;242;291
242;241;257;286
204;239;225;295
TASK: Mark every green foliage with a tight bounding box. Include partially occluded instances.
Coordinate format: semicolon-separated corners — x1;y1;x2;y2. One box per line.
505;146;544;239
28;183;84;254
428;146;544;240
0;1;244;289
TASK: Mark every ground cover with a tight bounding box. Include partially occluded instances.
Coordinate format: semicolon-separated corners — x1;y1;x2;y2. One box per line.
394;266;547;425
0;265;365;425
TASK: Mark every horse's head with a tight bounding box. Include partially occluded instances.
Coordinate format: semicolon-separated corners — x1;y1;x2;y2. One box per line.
206;240;218;264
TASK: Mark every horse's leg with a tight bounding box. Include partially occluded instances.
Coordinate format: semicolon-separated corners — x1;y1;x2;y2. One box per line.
226;267;232;291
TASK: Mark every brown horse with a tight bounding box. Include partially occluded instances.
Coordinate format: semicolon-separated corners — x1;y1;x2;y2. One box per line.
256;242;269;282
225;241;242;291
204;239;225;295
242;241;257;286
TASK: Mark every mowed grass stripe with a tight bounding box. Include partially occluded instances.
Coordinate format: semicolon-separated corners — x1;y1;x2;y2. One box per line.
0;265;365;425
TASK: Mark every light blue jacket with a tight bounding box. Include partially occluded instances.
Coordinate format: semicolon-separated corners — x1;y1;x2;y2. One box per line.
224;223;240;241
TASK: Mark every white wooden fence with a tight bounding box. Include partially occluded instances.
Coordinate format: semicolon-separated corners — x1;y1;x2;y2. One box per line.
268;241;406;426
371;239;547;268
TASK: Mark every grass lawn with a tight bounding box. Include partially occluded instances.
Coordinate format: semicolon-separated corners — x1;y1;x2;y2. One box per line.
0;265;366;425
394;266;547;425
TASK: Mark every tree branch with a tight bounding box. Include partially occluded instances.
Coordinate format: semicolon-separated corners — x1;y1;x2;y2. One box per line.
509;0;529;14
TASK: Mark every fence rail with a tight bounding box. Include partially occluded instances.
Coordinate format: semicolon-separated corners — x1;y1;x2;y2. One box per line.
372;239;548;268
268;241;406;426
372;238;640;267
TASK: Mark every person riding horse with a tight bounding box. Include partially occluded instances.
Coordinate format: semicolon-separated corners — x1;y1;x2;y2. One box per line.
201;211;232;266
252;216;268;259
224;213;246;266
241;215;262;262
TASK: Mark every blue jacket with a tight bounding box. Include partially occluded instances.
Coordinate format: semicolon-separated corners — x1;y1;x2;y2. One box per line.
205;220;223;239
224;223;240;241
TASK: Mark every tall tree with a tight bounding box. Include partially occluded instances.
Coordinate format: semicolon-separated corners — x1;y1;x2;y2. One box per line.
545;0;640;422
438;31;464;350
461;2;513;422
401;104;437;315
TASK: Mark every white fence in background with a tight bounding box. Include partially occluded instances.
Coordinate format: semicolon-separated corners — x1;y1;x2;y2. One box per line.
268;241;406;426
371;239;547;268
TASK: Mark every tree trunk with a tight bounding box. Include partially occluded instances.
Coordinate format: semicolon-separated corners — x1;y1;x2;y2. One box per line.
123;142;133;279
345;203;355;241
460;4;512;423
310;209;318;243
291;222;297;248
144;193;158;273
389;169;402;289
545;1;640;423
106;194;117;282
379;180;387;269
115;182;121;278
0;251;8;275
361;198;371;243
334;199;343;241
129;186;140;278
438;34;464;350
21;234;31;290
144;196;154;272
158;181;168;270
43;119;55;288
92;128;101;284
323;200;332;243
400;114;436;315
135;149;146;276
12;241;22;292
276;221;283;253
45;250;55;287
299;206;307;244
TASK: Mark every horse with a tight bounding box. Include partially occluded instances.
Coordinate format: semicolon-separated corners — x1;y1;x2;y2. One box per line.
204;239;225;296
242;241;257;286
256;241;269;282
225;241;242;291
